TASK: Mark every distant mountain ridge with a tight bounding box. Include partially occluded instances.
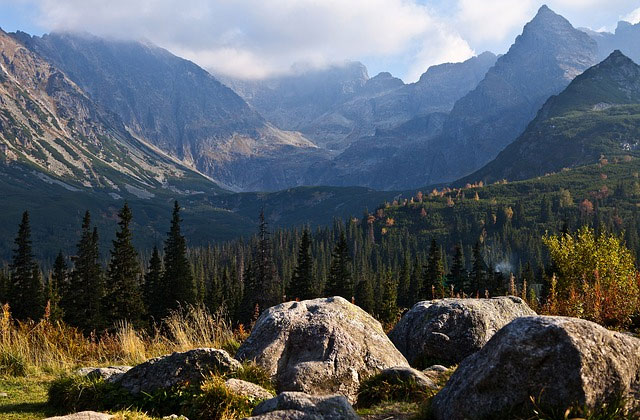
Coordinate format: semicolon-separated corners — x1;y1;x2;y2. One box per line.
225;53;497;151
459;50;640;185
15;31;329;192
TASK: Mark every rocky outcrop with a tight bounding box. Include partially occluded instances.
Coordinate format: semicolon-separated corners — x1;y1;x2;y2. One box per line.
44;412;113;420
235;297;409;403
389;296;535;366
225;378;274;400
117;348;241;394
76;366;131;383
430;316;640;419
246;392;360;420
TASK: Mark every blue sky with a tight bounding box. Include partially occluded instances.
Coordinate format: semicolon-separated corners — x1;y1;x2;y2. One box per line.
1;0;639;82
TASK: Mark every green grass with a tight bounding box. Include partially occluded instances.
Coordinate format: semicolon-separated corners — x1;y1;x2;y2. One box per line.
0;376;53;420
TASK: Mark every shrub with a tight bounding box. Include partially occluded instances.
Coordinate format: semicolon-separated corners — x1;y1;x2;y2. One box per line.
542;226;640;327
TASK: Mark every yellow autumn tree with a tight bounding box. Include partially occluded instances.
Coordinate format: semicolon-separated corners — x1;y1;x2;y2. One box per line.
543;226;640;327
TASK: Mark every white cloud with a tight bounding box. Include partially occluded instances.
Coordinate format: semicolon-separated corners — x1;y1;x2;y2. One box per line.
455;0;536;43
28;0;473;82
622;7;640;24
9;0;639;82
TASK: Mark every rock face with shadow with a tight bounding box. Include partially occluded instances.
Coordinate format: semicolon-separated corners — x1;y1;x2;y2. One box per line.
389;296;536;366
235;296;409;403
430;316;640;420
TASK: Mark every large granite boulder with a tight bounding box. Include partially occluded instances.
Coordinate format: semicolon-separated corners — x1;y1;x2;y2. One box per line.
235;297;409;403
245;392;359;420
389;296;535;365
117;348;241;394
430;316;640;419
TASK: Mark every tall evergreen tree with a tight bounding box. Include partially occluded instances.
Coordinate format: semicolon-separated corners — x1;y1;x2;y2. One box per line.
104;204;145;327
423;239;444;299
325;231;353;299
409;257;423;304
47;251;67;322
288;229;314;301
450;243;467;294
378;270;397;325
65;211;104;331
354;274;375;314
144;246;164;321
471;241;486;295
256;210;282;308
8;211;43;320
397;252;412;308
162;201;196;314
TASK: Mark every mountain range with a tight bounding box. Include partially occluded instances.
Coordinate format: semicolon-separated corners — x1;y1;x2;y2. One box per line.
462;50;640;185
1;4;639;258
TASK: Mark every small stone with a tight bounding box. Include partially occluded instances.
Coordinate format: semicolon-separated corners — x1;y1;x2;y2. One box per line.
225;378;274;400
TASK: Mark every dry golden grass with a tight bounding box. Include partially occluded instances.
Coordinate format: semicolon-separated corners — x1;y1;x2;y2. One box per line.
0;303;242;376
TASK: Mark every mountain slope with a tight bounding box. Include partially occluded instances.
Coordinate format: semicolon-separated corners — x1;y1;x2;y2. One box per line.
460;50;640;185
0;28;223;197
225;53;496;151
424;5;599;184
15;31;328;191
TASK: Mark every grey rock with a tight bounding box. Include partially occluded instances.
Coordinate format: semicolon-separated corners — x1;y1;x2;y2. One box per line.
117;348;241;394
44;412;113;420
376;366;437;391
247;392;359;420
389;296;535;366
236;296;408;403
76;366;131;383
225;378;274;400
422;365;450;384
430;316;640;420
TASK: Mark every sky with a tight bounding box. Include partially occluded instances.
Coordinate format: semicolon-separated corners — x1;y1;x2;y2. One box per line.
0;0;639;82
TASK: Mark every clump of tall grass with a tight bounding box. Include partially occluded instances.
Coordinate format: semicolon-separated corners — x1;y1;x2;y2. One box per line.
0;303;244;375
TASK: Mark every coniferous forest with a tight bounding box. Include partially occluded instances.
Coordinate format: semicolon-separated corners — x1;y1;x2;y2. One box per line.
4;155;640;332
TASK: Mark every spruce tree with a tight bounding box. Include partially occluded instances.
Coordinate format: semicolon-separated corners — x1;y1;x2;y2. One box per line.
471;241;486;295
238;258;258;324
65;211;104;331
162;201;196;314
325;231;353;299
254;210;282;310
423;239;444;299
144;246;164;321
354;275;374;313
288;229;314;301
8;211;43;320
47;252;67;322
104;203;145;327
378;270;397;325
397;253;412;308
409;257;423;304
450;243;467;294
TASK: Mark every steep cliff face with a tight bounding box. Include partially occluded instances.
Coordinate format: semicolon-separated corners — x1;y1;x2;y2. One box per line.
16;32;328;191
428;5;599;183
0;29;219;196
461;51;640;185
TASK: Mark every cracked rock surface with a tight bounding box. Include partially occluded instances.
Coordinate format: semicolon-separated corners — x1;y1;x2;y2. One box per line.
236;297;408;403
